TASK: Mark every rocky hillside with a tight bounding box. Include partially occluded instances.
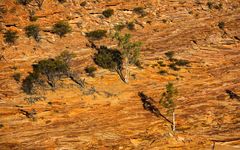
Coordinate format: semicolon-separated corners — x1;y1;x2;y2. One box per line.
0;0;240;149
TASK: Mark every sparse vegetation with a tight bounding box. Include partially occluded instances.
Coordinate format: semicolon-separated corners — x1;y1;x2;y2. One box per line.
13;73;21;82
157;61;166;67
102;9;114;18
127;22;135;30
158;70;167;75
94;46;122;71
218;21;225;30
175;59;190;66
52;21;71;37
24;96;46;104
160;82;177;131
113;32;142;83
165;51;175;61
22;51;74;94
80;1;87;7
17;0;32;5
0;7;7;14
25;24;40;42
35;0;45;9
207;1;213;9
114;23;126;31
86;30;107;40
85;66;97;77
58;0;66;3
29;10;38;22
169;63;180;71
133;7;147;16
4;30;18;44
207;1;222;10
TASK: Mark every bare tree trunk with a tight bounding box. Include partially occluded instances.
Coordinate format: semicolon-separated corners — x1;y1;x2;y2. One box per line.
116;68;126;83
172;111;176;131
124;57;129;83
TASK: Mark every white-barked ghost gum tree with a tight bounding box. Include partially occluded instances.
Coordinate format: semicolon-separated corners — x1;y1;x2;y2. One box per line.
114;32;142;83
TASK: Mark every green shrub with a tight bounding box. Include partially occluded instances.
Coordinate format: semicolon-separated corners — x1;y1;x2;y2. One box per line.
13;73;21;82
56;50;76;64
0;7;7;14
214;3;222;9
58;0;66;3
25;24;40;42
135;60;143;69
133;7;146;16
157;61;166;67
94;46;122;71
29;10;38;22
158;70;167;75
218;21;225;30
114;23;126;31
127;22;135;30
30;15;38;22
35;0;45;9
207;1;213;9
207;1;222;10
22;72;39;94
4;30;18;44
159;82;177;131
17;0;32;5
165;51;175;60
22;51;74;94
85;66;97;77
102;9;114;18
80;1;87;7
52;21;71;37
86;30;107;40
169;63;180;71
175;59;190;66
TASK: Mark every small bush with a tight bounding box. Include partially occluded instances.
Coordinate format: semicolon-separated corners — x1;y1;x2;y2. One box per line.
218;21;225;30
13;73;21;82
169;63;180;71
30;15;38;22
207;1;213;9
80;1;87;7
165;51;175;60
158;70;167;75
175;59;190;66
127;22;135;30
102;9;114;18
4;30;18;44
133;7;146;16
22;51;74;94
157;61;166;67
135;60;143;69
94;46;122;71
114;23;125;31
22;72;38;94
25;24;40;42
52;21;71;37
86;30;107;40
0;7;7;14
207;1;222;10
29;11;38;22
35;0;45;9
85;66;97;77
58;0;66;3
214;3;222;9
17;0;32;5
